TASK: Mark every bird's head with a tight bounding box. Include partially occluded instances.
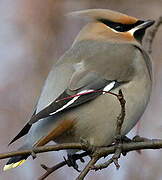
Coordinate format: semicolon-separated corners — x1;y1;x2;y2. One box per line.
69;9;155;44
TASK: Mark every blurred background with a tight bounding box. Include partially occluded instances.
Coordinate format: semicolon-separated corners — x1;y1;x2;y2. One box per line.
0;0;162;179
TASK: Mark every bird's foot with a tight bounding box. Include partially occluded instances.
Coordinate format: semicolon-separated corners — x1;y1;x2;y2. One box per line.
64;153;84;172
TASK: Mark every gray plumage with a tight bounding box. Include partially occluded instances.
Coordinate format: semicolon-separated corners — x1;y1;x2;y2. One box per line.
4;9;154;170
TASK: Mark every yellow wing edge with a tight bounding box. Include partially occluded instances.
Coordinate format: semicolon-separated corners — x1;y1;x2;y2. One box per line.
3;159;26;171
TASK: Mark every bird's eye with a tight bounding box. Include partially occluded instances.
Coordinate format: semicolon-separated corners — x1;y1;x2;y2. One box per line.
115;25;123;31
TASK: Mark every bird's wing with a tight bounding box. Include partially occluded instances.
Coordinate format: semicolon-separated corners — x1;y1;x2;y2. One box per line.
9;72;118;145
29;71;120;124
9;43;136;145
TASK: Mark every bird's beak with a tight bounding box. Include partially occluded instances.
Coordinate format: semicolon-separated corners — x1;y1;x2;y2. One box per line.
138;20;155;30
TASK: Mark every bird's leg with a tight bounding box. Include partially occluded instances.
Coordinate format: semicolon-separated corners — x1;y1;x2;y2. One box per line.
62;138;94;172
64;138;96;172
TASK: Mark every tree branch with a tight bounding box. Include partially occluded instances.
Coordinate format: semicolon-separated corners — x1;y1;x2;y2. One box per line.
145;16;162;53
76;157;98;180
91;89;126;171
1;138;162;180
0;143;82;160
1;17;162;180
38;151;89;180
1;139;162;161
38;161;66;180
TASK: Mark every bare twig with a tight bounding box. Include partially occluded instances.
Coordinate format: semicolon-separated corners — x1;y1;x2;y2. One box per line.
39;151;89;180
0;143;82;160
1;139;162;178
92;146;122;171
115;89;126;141
76;157;98;180
91;90;125;171
38;161;66;180
112;89;125;168
133;135;150;142
145;16;162;53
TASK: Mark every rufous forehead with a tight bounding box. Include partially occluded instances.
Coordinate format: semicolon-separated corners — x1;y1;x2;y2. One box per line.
115;15;137;24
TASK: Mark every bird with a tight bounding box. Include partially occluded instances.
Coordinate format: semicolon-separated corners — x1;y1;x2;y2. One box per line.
3;9;154;171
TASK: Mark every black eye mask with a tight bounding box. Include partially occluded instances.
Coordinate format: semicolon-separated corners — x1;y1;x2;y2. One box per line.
99;19;144;32
98;19;146;42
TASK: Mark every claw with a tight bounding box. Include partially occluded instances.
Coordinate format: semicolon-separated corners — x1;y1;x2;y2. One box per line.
64;155;80;172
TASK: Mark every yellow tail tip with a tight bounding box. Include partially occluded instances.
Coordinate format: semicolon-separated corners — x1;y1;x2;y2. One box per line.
3;159;26;171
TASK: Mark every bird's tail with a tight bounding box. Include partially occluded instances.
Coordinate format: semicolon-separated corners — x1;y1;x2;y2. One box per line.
3;154;29;171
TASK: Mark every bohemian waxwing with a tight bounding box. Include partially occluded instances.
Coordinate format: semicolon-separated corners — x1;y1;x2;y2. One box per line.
4;9;154;171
